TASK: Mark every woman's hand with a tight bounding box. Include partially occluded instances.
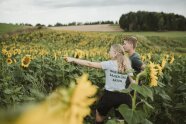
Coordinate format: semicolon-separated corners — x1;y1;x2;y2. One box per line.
64;57;74;63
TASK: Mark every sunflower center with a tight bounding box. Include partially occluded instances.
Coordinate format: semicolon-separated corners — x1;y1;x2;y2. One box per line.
23;57;30;65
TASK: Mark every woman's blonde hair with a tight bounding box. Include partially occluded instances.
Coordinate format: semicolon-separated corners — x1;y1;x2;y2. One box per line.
111;44;132;73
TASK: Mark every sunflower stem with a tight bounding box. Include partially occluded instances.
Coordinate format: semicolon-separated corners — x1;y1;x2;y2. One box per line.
132;71;146;111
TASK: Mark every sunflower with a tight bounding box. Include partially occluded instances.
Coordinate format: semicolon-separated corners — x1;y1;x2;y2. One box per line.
2;48;8;55
14;49;21;55
16;74;97;124
149;62;158;87
74;49;84;58
66;74;97;124
21;55;31;68
165;54;169;60
53;52;57;61
64;52;68;57
169;55;175;64
6;58;13;64
156;64;163;76
161;58;166;69
147;53;151;60
141;55;146;62
14;49;18;55
7;52;12;58
17;49;21;54
13;59;17;63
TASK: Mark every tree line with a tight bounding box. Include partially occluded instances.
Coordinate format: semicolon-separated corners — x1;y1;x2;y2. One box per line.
10;21;117;28
50;20;117;27
119;11;186;31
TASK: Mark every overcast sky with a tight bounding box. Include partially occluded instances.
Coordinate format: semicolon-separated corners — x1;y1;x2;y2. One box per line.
0;0;186;25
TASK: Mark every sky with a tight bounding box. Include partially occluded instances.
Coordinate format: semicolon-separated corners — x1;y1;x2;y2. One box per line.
0;0;186;25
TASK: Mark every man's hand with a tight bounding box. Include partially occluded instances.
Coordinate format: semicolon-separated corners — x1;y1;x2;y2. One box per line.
141;64;146;70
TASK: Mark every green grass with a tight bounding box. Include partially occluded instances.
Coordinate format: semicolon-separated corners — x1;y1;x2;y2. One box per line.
108;31;186;37
107;24;186;37
122;31;186;37
0;23;32;34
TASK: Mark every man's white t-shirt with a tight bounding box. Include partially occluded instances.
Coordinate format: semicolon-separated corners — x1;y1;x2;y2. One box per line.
101;60;133;91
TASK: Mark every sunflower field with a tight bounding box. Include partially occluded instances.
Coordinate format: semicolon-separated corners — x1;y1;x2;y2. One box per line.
0;29;186;124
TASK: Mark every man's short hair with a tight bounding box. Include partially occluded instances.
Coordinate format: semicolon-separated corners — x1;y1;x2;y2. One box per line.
123;36;138;49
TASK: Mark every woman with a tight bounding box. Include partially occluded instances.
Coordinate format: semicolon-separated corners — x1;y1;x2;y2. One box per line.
64;44;134;124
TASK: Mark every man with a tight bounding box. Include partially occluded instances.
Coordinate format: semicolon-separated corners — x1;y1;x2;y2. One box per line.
123;36;144;75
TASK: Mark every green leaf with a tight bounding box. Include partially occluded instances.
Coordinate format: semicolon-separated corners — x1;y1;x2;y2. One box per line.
4;89;12;94
46;72;54;76
120;88;131;94
177;84;186;91
118;104;146;124
141;119;153;124
131;84;153;101
14;87;22;93
106;119;118;124
141;99;154;109
174;103;186;111
158;81;166;87
159;91;171;101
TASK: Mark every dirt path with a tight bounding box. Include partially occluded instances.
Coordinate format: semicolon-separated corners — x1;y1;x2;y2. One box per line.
49;24;123;32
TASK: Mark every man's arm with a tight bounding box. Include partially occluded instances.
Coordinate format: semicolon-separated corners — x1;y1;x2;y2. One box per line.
129;76;136;84
64;57;102;69
132;57;143;72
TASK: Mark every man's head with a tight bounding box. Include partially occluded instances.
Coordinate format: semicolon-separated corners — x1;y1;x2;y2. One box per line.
122;36;137;52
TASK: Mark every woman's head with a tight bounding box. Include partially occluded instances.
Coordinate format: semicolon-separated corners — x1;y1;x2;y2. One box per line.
109;44;125;59
109;44;131;73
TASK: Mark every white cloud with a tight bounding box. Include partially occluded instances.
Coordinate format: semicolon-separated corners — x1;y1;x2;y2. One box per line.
0;0;185;25
31;0;185;8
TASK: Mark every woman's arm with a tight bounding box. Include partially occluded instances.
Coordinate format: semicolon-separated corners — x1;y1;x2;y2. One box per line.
64;57;102;69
